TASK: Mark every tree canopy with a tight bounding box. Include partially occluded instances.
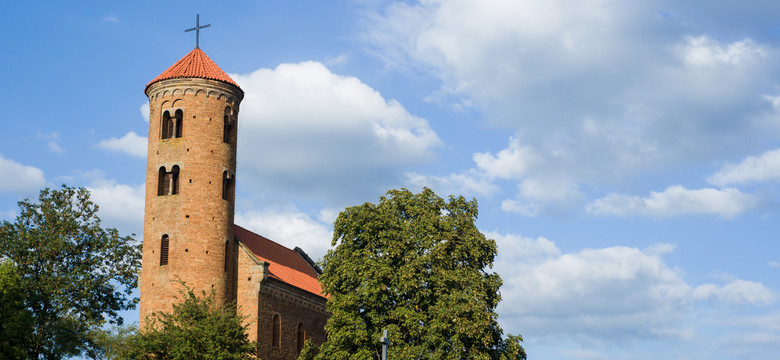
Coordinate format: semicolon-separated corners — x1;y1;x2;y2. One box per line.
132;285;257;360
0;260;34;359
314;188;526;360
0;185;142;359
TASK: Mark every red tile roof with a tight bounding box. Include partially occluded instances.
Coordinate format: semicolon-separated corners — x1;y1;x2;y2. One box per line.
145;48;241;93
233;225;324;297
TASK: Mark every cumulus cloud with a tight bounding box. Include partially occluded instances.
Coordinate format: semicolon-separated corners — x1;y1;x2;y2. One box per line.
235;208;333;261
586;186;759;219
140;102;150;123
87;178;145;236
404;169;498;198
489;231;775;342
693;280;776;305
231;61;441;203
362;0;780;194
708;148;780;186
0;155;45;193
95;131;147;158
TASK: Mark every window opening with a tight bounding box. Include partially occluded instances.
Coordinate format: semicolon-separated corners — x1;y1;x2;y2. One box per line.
157;166;180;196
161;109;184;139
160;235;169;266
297;323;306;353
224;241;230;273
272;315;281;349
222;170;234;201
223;106;236;144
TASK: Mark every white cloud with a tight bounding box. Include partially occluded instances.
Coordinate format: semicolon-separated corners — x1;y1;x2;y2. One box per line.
473;137;537;180
363;1;780;192
0;155;45;193
231;61;441;203
492;232;692;340
404;169;498;198
693;280;776;305
37;132;65;154
95;131;147;158
677;36;768;67
140;102;150;123
490;231;776;342
586;186;758;219
235;208;333;261
708;148;780;186
87;178;145;235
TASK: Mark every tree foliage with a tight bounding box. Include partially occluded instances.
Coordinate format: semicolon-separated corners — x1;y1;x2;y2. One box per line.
315;188;526;360
133;284;257;360
0;185;142;359
0;260;34;359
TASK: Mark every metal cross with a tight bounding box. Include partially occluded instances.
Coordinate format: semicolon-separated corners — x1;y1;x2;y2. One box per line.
185;14;211;49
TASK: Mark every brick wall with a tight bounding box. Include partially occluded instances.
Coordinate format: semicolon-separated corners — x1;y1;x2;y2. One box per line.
139;77;243;324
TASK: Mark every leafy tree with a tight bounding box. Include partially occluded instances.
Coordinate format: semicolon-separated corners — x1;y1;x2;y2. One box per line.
0;185;142;360
0;260;34;359
315;188;526;360
86;324;141;360
133;284;257;360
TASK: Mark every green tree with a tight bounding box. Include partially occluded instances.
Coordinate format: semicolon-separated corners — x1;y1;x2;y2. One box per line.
134;284;257;360
0;185;142;360
315;188;526;360
0;260;34;359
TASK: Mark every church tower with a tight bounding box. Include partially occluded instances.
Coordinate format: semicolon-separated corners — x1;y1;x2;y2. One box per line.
139;46;244;323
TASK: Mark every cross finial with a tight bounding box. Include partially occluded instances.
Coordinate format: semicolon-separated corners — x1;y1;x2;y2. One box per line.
185;14;211;49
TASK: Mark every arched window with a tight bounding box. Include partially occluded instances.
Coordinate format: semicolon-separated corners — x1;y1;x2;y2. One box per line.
158;166;167;196
223;106;235;144
157;166;180;196
174;109;183;138
162;111;173;139
161;110;184;139
160;235;169;266
170;165;180;195
272;314;281;349
222;170;234;201
297;323;306;353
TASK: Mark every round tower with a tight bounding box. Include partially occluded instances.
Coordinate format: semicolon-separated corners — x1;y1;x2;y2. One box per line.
139;48;243;323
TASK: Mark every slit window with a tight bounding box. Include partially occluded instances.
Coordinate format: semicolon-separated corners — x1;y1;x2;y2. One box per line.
224;241;230;273
223;106;236;144
160;235;169;266
222;170;234;201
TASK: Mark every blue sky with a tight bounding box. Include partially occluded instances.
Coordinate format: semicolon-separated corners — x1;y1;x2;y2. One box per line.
2;1;780;359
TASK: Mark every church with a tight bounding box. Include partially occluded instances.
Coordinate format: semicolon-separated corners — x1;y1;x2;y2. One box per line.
138;36;328;359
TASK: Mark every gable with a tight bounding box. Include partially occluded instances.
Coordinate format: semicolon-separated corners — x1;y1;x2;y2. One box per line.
233;225;324;297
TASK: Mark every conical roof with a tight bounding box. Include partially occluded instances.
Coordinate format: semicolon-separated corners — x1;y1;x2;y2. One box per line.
145;48;242;93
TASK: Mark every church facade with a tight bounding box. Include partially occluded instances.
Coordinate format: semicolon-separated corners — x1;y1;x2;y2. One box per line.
138;47;328;359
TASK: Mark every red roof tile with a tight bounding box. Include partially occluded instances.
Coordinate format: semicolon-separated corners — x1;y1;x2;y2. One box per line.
233;225;324;297
145;48;241;93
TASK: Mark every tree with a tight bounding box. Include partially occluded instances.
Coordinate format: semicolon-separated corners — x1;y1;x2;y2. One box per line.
315;188;526;360
133;284;257;360
0;260;34;359
0;185;142;359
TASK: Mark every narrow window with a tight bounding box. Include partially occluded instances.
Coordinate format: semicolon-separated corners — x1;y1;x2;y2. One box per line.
162;111;173;139
174;109;183;138
272;315;281;349
224;241;230;273
170;165;180;195
157;166;167;196
160;235;169;266
297;323;306;353
223;106;234;144
222;170;234;201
